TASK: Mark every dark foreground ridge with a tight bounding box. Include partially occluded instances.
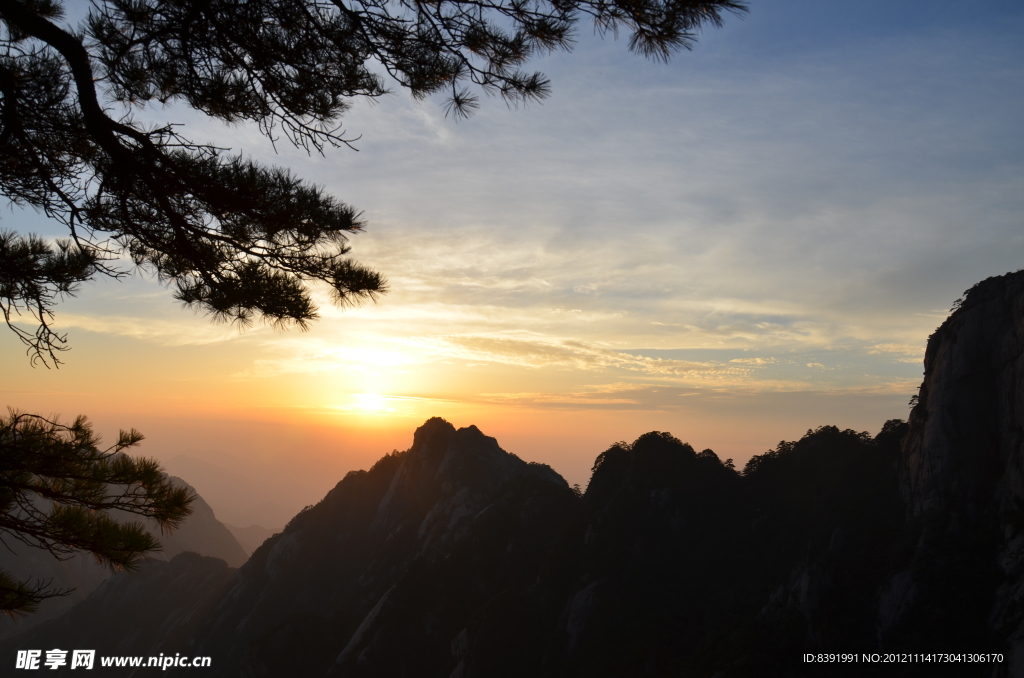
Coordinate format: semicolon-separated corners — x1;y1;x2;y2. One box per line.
6;271;1024;677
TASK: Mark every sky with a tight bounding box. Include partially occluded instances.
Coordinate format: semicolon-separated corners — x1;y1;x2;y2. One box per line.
3;0;1023;528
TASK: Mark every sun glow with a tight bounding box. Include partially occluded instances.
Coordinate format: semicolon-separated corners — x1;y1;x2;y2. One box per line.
352;393;388;412
322;393;450;422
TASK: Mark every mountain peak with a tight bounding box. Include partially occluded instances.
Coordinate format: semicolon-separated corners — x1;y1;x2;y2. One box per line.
371;420;537;541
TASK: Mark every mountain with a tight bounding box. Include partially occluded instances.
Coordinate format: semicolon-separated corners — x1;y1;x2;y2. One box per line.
889;271;1024;656
453;423;911;677
158;477;249;568
0;476;246;640
7;270;1024;676
198;421;577;676
2;419;914;677
5;421;578;675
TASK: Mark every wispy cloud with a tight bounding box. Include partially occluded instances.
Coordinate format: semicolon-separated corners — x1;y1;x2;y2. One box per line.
868;343;925;363
394;333;756;379
53;313;259;346
234;338;422;378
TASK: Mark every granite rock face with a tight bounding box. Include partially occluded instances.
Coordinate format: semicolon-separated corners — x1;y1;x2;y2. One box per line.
895;271;1024;670
206;418;574;677
901;272;1024;522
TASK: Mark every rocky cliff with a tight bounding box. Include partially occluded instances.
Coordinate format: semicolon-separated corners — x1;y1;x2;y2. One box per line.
892;270;1024;670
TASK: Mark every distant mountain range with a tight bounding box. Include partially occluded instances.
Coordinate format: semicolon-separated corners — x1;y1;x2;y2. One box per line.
6;270;1024;676
0;476;247;641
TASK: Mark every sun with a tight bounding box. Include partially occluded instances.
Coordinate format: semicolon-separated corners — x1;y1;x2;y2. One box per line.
326;393;409;417
352;393;387;412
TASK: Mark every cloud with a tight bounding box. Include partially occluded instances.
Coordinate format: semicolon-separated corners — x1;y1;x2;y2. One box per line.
461;376;922;411
729;357;777;366
395;333;756;380
868;343;925;363
470;381;696;410
52;313;258;346
235;338;422;378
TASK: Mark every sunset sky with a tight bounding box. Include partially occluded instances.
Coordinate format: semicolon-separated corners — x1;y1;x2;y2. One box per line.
3;0;1023;528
